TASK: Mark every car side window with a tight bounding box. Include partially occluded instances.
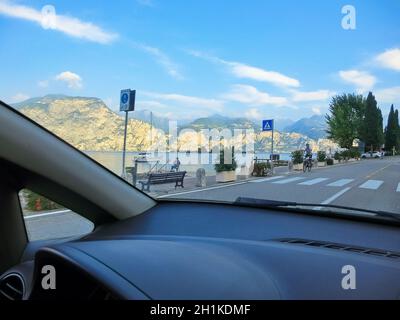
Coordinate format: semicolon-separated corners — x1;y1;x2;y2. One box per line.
19;189;94;242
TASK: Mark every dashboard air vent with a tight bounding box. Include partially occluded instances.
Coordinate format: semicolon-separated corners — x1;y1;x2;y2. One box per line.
278;238;400;260
0;273;25;300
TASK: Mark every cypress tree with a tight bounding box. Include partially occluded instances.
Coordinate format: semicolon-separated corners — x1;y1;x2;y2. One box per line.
385;105;397;152
361;92;383;151
395;109;400;151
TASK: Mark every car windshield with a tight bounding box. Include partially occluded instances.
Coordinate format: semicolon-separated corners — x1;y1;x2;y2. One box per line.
1;1;399;221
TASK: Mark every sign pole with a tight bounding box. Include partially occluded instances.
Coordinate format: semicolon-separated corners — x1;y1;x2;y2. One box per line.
119;89;136;178
271;126;274;158
262;119;275;175
122;110;128;177
271;124;274;174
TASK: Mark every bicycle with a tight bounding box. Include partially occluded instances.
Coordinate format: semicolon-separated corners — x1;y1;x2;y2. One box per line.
303;157;312;172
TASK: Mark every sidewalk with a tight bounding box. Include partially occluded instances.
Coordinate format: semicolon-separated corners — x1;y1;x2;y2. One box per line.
138;159;368;198
137;165;291;197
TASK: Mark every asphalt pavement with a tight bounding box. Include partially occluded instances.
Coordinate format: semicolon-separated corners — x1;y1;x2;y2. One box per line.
159;157;400;214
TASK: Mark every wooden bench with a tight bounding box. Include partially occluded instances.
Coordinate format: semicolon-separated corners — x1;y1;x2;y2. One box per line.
139;171;187;192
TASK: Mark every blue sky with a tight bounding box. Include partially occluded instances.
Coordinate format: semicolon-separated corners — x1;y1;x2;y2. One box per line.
0;0;399;122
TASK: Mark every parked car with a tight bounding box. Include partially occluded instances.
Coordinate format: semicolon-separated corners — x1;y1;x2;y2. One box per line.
361;151;381;159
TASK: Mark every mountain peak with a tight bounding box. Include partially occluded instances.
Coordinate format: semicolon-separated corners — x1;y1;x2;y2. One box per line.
284;114;327;140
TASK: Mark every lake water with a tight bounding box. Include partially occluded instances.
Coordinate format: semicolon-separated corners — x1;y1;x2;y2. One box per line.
85;151;291;176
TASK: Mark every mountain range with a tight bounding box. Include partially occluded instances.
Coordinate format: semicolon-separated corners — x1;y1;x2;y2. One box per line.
283;115;327;140
10;95;334;152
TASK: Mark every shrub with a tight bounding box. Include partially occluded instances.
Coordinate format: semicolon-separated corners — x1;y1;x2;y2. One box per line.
252;162;271;176
23;190;63;211
326;158;334;166
291;150;303;164
214;148;237;173
340;149;350;160
349;148;361;159
317;151;326;162
334;151;341;161
340;148;360;160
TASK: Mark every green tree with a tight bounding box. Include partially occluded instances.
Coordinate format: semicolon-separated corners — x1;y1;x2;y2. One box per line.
377;107;384;147
384;105;397;151
326;93;365;149
395;109;400;151
360;92;384;151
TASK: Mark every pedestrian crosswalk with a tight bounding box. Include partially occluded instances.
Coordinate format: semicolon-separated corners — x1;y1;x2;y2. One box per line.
326;179;354;187
249;176;284;183
298;178;329;186
272;177;304;184
253;175;398;192
359;180;383;190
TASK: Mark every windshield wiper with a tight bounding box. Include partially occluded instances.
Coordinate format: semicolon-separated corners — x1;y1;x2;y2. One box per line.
234;197;400;222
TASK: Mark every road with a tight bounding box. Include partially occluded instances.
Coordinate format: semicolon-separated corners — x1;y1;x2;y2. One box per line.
24;157;400;241
160;157;400;215
24;210;94;241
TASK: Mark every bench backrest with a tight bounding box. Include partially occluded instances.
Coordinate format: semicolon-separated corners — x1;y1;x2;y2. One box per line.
148;171;186;183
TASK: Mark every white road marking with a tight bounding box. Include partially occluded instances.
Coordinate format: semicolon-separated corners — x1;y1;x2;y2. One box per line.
320;187;352;205
313;187;352;210
249;176;284;183
298;178;329;186
157;181;248;198
397;183;400;192
327;179;354;187
272;177;304;184
358;180;383;190
24;209;71;219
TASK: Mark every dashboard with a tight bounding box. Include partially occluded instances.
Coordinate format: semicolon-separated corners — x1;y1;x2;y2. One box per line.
1;202;400;300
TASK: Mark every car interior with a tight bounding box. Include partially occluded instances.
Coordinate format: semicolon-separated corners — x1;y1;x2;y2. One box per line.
1;100;400;300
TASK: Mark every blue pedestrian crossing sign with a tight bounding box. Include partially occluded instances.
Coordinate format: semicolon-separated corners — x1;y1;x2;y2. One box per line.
262;119;274;131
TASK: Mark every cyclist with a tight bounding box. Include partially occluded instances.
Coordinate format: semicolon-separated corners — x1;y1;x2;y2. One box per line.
303;143;313;171
304;143;313;160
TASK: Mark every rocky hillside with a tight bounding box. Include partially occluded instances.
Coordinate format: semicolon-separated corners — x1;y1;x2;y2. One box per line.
13;95;338;153
184;114;257;131
14;95;155;151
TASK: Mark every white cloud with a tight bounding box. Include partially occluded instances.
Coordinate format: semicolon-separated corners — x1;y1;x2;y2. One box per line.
138;100;168;109
37;80;49;88
55;71;82;89
244;108;262;120
10;93;30;103
187;50;300;87
291;89;334;102
311;107;322;115
222;84;288;106
143;92;224;111
227;62;300;88
375;48;400;71
375;87;400;104
135;43;183;79
339;70;377;93
0;1;117;44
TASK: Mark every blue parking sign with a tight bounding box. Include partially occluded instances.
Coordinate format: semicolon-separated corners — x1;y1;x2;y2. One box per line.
120;89;136;112
262;119;274;131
